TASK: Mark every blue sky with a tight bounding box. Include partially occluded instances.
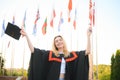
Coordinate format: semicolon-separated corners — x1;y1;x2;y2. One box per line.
95;0;120;65
0;0;120;69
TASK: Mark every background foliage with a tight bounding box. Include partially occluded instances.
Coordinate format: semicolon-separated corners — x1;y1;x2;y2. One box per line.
93;64;110;80
110;49;120;80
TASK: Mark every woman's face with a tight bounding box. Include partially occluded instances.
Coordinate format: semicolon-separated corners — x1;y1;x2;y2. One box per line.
54;36;64;50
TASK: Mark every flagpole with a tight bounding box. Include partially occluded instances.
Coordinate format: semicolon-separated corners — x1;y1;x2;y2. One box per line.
93;0;98;79
70;24;72;52
0;37;3;75
21;10;26;77
0;37;4;76
10;38;15;76
22;38;25;76
75;0;79;51
3;37;6;76
0;19;6;75
2;36;8;76
10;14;16;76
96;26;98;80
67;0;73;51
0;52;1;73
94;21;98;80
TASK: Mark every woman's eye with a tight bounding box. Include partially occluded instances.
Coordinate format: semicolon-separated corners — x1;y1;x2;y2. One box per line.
60;39;62;41
55;40;58;43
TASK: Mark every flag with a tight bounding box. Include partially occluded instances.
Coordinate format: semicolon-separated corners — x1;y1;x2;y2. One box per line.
34;9;40;24
33;9;40;35
89;0;94;27
1;20;5;37
58;12;64;32
68;0;72;22
22;10;26;29
42;17;47;35
73;8;77;30
50;8;56;27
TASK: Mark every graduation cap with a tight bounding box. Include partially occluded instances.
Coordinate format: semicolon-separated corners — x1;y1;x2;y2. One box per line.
5;22;21;40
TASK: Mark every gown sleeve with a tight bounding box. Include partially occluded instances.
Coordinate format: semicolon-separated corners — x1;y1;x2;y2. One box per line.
28;48;49;80
74;50;89;80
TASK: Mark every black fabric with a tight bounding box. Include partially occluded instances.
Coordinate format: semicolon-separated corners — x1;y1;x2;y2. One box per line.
59;54;64;57
73;51;89;80
28;48;89;80
5;22;21;40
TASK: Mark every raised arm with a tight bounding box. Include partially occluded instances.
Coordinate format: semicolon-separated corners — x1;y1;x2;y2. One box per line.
20;28;34;53
85;27;92;55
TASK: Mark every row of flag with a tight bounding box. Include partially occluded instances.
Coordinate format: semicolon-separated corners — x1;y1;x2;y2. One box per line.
32;0;73;35
1;0;95;38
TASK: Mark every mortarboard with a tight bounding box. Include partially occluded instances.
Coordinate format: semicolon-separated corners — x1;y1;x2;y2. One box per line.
5;22;21;40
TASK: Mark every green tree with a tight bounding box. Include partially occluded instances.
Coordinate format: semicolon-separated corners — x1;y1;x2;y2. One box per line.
111;54;115;80
0;55;4;69
0;53;5;75
114;50;120;80
111;49;120;80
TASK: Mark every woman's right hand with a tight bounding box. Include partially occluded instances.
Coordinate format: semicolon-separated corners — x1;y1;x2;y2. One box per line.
20;28;27;37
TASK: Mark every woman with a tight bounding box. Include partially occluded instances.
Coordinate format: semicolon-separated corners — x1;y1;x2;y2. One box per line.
20;27;92;80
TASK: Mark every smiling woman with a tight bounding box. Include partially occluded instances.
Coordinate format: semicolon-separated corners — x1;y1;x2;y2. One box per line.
20;26;92;80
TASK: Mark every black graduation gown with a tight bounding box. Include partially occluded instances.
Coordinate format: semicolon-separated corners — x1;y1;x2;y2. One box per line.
28;48;89;80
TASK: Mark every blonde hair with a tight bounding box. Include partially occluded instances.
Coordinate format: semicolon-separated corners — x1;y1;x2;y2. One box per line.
52;35;69;57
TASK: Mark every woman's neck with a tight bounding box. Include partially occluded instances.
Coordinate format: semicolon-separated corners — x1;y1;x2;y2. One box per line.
58;48;63;53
